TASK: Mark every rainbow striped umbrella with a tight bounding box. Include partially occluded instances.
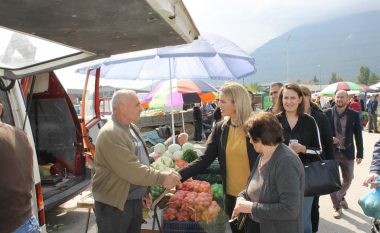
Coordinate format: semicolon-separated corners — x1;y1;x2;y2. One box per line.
321;81;365;96
141;79;218;110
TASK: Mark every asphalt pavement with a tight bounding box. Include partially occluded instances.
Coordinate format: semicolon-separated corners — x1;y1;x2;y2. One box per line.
45;131;379;233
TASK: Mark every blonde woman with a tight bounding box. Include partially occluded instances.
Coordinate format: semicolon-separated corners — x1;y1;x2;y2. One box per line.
179;82;258;233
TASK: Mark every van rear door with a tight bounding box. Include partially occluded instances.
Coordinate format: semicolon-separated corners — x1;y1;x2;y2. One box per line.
21;72;90;211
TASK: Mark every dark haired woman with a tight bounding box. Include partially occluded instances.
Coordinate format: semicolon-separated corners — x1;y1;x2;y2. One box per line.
275;83;322;233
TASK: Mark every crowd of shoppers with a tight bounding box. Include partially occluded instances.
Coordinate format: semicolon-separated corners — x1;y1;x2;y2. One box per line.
3;80;378;233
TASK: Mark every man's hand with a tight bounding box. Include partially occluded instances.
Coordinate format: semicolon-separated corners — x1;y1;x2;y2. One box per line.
232;197;253;218
142;193;152;209
161;171;181;189
363;173;379;189
356;158;362;164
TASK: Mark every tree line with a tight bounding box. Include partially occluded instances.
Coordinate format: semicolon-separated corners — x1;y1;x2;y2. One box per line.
325;65;380;85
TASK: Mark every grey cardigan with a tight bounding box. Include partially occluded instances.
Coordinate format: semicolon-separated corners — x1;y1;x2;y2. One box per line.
239;143;304;233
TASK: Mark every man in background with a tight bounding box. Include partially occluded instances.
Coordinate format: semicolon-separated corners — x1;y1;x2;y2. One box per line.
367;94;379;133
324;90;363;219
0;100;40;233
266;82;283;114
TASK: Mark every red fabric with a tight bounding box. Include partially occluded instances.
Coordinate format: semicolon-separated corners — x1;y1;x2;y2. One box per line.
349;101;360;111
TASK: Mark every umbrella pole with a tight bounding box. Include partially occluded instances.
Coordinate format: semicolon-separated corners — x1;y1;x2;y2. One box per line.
181;111;185;132
169;58;175;144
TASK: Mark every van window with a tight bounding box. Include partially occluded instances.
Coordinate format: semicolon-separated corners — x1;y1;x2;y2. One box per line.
0;27;80;70
29;98;79;174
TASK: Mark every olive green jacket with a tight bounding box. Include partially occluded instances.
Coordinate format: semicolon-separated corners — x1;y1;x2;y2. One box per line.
92;116;164;211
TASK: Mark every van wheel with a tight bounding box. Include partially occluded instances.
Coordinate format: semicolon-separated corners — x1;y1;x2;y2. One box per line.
184;123;195;140
0;78;15;91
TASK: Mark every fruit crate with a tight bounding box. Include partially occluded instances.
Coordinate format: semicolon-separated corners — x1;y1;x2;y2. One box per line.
162;220;206;233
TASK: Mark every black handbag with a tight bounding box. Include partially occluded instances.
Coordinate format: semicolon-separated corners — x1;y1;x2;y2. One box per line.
229;213;247;230
304;152;342;196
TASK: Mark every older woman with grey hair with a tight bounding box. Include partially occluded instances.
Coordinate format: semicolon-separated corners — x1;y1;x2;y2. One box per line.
233;112;304;233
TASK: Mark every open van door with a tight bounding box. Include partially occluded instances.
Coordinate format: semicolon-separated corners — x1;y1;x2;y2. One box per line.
0;1;198;231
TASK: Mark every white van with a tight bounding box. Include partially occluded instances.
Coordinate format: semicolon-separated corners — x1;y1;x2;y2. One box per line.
0;1;198;231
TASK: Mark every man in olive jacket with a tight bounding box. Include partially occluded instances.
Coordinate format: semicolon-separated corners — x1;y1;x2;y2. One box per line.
92;90;180;233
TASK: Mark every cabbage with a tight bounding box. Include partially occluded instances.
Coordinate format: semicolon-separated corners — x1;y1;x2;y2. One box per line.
151;162;173;172
149;152;160;160
182;142;194;152
168;143;181;154
172;150;183;160
156;154;175;168
194;149;203;157
162;150;173;158
151;156;176;171
154;143;166;154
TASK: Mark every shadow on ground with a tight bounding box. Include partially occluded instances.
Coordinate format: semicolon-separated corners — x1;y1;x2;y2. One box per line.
318;210;371;233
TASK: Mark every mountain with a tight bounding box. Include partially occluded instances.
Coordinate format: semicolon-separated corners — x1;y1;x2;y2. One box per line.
250;11;380;84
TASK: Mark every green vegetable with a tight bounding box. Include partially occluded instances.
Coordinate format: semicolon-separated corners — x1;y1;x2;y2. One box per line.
151;185;165;199
154;143;166;154
182;149;198;163
193;173;222;184
172;150;183;160
211;183;223;200
168;143;181;153
162;151;172;158
182;142;194;152
155;156;175;168
205;160;221;174
194;149;203;157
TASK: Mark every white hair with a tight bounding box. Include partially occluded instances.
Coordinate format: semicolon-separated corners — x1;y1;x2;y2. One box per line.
111;89;137;111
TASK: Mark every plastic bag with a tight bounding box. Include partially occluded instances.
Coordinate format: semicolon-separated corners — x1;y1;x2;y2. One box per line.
358;178;380;219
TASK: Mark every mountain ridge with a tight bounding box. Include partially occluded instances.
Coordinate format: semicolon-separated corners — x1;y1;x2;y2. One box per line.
250;10;380;84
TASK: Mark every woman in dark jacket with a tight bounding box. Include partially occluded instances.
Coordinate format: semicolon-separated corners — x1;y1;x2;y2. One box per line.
232;112;304;233
301;86;334;233
275;83;322;233
179;82;258;233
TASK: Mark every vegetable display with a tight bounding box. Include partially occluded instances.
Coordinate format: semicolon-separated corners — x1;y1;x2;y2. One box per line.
163;179;221;223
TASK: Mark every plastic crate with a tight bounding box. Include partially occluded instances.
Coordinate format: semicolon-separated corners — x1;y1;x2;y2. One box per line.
162;220;226;233
162;220;206;233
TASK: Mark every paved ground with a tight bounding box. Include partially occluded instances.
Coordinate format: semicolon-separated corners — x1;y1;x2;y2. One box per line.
45;131;379;233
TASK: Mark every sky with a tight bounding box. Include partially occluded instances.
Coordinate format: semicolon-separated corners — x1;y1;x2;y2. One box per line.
57;0;380;89
183;0;380;53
